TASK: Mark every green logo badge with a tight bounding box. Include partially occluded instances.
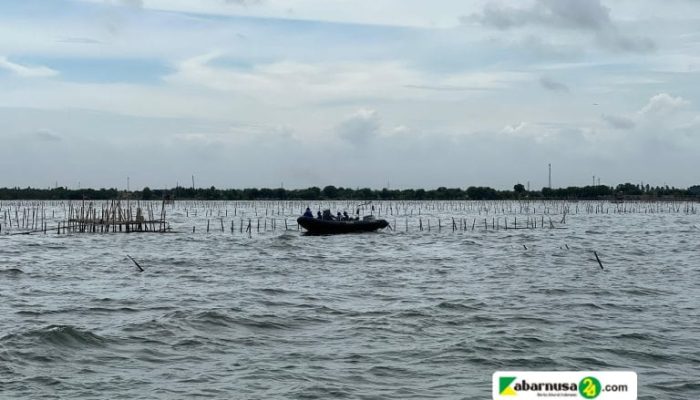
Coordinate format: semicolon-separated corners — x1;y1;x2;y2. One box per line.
579;376;601;399
499;376;517;396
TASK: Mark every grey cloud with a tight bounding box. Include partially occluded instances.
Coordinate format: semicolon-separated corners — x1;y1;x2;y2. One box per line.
469;0;654;53
538;0;610;30
336;109;380;146
595;28;655;53
539;76;569;92
118;0;143;8
468;0;609;30
601;114;635;130
32;129;62;142
460;4;530;29
101;0;143;36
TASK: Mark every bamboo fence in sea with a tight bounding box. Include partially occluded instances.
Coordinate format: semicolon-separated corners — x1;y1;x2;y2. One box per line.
0;200;169;235
1;199;697;236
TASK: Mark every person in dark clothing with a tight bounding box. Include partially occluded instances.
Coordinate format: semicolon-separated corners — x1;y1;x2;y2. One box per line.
303;207;313;218
322;210;333;220
342;211;349;221
337;212;342;221
317;211;322;219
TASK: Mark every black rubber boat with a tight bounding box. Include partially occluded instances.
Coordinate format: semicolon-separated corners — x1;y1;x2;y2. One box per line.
297;216;389;235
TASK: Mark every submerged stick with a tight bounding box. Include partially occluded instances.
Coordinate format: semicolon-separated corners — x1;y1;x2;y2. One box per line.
593;251;604;270
126;254;145;272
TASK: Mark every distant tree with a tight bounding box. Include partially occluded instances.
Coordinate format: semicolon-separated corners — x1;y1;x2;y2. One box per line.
141;187;152;200
322;185;338;199
616;183;642;196
514;183;526;194
467;186;497;200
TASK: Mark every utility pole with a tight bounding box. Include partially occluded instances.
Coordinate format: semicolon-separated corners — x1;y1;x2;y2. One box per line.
127;176;130;192
192;175;195;190
593;175;595;186
548;163;552;189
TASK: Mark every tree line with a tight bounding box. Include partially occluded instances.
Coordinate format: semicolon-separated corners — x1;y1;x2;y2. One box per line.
0;183;698;201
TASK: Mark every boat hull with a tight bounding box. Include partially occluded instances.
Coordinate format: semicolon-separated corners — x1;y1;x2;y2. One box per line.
297;216;388;235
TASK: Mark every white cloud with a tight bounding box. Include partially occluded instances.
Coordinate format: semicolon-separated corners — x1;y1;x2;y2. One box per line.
164;53;531;106
0;56;58;78
601;93;690;133
501;122;528;135
638;93;689;118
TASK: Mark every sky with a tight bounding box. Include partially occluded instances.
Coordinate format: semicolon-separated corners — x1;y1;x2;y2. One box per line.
1;0;699;190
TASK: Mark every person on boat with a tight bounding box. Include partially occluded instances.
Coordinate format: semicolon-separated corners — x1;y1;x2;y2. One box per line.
322;209;333;220
317;211;322;219
303;207;313;218
337;212;342;221
342;211;349;221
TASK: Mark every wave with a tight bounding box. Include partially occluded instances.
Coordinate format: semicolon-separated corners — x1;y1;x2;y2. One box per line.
435;300;486;312
15;306;140;317
161;309;321;332
1;325;107;349
0;268;24;275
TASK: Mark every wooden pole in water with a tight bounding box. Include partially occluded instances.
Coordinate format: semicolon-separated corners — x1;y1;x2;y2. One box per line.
127;254;145;272
593;251;604;270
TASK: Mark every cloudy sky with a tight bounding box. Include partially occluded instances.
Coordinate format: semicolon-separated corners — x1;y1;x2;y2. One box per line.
1;0;699;190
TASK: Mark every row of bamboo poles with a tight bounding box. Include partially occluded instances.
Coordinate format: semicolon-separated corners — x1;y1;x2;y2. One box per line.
187;214;565;236
1;199;697;235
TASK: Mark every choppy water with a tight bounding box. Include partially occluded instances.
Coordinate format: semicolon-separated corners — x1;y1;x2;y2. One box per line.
1;200;699;399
